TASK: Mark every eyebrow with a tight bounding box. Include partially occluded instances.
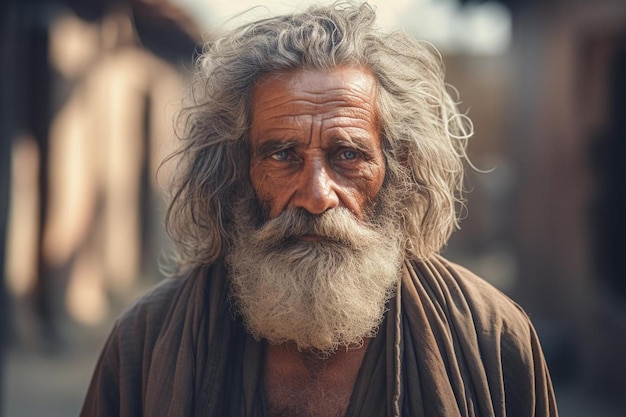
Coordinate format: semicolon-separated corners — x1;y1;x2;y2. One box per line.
254;139;301;157
332;137;377;154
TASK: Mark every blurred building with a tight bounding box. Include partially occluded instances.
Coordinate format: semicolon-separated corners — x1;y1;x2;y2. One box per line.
447;0;626;406
1;0;200;349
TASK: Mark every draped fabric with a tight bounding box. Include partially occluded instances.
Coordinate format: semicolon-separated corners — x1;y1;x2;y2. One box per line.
81;256;558;417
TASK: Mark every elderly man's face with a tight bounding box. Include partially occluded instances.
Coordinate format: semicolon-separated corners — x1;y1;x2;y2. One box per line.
249;66;386;223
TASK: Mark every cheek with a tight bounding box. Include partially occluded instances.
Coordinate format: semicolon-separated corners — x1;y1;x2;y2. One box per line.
362;160;386;199
345;164;386;217
371;164;386;194
249;165;285;218
250;165;270;198
249;165;263;195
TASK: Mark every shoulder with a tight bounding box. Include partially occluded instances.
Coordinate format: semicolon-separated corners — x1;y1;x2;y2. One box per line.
118;273;190;329
98;271;201;366
112;263;225;343
406;255;539;353
124;275;188;319
81;265;224;415
419;257;558;414
403;257;557;415
417;255;531;326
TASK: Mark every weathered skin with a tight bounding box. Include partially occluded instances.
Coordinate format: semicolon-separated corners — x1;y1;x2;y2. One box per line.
249;66;385;417
249;66;386;222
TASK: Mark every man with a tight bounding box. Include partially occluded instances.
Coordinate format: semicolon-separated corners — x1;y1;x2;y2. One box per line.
82;3;558;417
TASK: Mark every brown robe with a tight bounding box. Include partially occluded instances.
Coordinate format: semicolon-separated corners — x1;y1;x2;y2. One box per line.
81;256;558;416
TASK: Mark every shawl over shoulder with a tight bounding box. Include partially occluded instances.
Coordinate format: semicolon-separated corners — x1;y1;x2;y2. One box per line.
81;256;558;417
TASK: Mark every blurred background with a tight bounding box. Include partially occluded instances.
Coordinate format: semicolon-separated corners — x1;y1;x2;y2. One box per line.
1;0;625;416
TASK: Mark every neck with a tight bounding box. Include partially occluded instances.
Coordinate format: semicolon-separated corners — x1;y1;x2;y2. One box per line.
263;339;370;417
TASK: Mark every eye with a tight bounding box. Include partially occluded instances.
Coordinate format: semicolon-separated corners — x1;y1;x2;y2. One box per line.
271;150;291;161
337;149;359;161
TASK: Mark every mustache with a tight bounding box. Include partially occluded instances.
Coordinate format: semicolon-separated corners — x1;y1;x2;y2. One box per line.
252;207;382;249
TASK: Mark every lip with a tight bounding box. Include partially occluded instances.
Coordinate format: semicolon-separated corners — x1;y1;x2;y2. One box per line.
298;234;323;242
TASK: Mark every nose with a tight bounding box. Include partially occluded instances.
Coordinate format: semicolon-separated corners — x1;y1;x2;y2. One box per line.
290;160;340;215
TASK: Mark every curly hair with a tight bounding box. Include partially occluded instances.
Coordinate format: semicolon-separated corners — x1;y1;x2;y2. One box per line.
165;1;473;270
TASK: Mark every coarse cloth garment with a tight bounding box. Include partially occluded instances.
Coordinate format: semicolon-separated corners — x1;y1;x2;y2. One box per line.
81;255;558;416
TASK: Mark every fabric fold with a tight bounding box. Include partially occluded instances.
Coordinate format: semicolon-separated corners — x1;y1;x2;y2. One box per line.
81;256;558;417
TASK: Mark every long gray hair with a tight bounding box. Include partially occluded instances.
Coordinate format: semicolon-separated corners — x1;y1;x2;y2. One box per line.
165;2;473;270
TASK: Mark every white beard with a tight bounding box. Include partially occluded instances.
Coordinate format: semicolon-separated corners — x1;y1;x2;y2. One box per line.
226;200;403;354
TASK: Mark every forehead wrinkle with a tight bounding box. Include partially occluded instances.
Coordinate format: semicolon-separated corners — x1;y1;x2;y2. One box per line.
251;66;380;146
296;91;376;112
321;114;375;129
256;109;378;144
253;84;375;106
257;98;374;115
256;103;375;125
324;123;374;137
